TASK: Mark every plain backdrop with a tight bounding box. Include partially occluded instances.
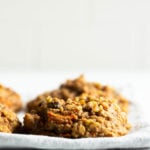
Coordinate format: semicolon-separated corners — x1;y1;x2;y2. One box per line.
0;0;150;72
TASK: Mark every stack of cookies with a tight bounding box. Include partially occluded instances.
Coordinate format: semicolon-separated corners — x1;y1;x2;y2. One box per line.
0;85;22;133
0;75;131;138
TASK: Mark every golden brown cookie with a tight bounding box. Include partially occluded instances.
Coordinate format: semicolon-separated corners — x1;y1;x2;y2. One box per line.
0;104;21;133
24;96;131;138
0;84;22;112
27;75;128;113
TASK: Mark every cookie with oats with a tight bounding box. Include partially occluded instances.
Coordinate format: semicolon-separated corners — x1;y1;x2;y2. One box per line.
0;84;22;112
24;95;131;138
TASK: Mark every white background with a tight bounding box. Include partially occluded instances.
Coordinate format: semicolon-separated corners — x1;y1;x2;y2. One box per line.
0;0;150;72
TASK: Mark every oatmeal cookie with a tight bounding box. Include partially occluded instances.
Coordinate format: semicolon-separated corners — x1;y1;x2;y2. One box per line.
0;84;22;112
27;75;128;112
0;104;21;133
24;95;131;138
